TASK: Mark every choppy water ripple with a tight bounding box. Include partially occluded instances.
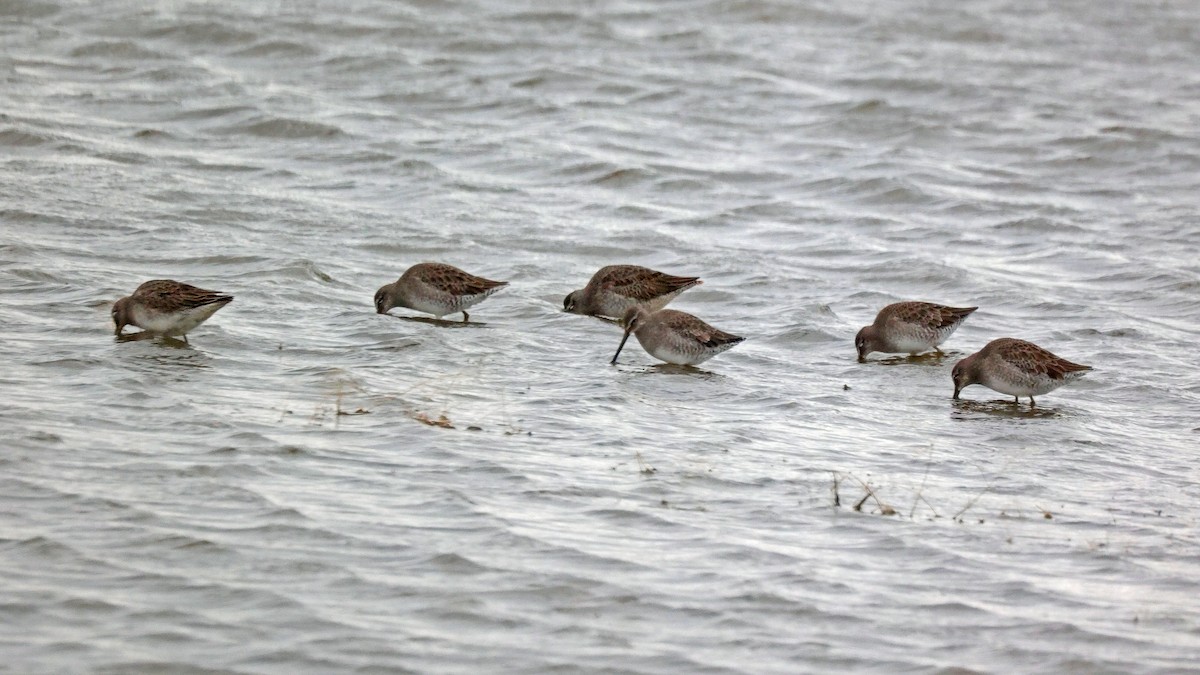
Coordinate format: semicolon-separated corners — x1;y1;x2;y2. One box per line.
2;0;1199;671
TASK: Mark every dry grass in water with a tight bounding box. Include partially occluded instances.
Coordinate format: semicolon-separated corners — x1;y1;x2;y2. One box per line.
830;467;1046;524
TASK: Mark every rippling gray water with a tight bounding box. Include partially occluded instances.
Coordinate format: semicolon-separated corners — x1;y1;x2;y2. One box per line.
3;0;1199;671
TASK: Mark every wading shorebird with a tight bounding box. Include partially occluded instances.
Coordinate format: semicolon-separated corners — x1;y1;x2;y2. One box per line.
112;279;233;343
952;338;1093;405
611;306;744;366
374;263;508;322
564;264;701;319
855;301;977;360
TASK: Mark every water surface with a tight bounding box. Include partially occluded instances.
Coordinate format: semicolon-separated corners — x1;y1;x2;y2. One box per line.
2;0;1199;672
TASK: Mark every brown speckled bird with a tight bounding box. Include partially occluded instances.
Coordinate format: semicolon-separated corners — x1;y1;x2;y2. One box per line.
952;338;1093;405
856;301;977;360
611;307;744;366
564;265;701;319
112;280;233;342
374;263;507;322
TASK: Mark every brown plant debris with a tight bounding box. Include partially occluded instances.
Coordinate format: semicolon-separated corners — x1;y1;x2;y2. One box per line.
413;412;454;429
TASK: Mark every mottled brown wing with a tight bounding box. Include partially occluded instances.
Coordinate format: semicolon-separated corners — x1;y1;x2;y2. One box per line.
996;338;1091;380
1042;354;1093;379
891;302;977;329
418;263;508;296
600;265;700;302
134;279;186;297
135;279;231;311
930;304;977;329
662;310;744;348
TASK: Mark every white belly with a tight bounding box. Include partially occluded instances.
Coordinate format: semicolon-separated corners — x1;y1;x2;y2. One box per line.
643;340;712;366
404;291;491;318
133;303;225;336
980;372;1066;398
889;335;936;354
405;295;456;318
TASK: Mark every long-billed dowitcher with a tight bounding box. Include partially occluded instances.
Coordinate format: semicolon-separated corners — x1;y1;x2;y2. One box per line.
112;280;233;342
952;338;1093;405
374;263;507;322
564;265;701;319
610;306;744;366
856;301;977;360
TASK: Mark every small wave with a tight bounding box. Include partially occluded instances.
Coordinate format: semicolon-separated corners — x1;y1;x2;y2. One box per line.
293;20;383;40
8;267;71;285
170;105;257;121
1098;124;1190;144
556;160;618;178
95;151;151;165
0;208;70;225
59;597;125;613
321;54;399;74
492;10;581;23
146;534;226;552
144;21;256;46
0;128;51;147
766;326;843;345
305;150;396;165
654;177;712;193
137;65;213;83
222;117;345;139
823;176;934;206
133;128;173;140
841;75;944;94
227;259;335;283
994;217;1088;234
592;167;655;187
27;430;64;443
0;0;58;18
231;40;320;59
844;98;889;114
427;552;489;573
7;535;81;559
68;41;166;60
175;159;265;173
714;0;864;25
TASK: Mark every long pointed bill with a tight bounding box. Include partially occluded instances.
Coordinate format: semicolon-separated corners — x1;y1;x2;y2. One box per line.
610;329;633;365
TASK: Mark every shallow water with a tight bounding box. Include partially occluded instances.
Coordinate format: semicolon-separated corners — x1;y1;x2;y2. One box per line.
2;0;1199;671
